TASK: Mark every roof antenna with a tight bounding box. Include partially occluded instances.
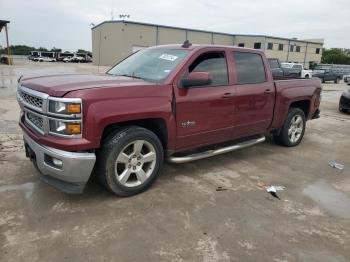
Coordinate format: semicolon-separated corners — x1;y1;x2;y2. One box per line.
182;40;192;48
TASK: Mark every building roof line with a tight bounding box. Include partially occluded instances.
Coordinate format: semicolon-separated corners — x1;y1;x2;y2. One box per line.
91;20;324;45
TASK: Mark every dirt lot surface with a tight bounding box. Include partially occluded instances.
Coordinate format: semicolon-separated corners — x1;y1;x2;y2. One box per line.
1;61;350;262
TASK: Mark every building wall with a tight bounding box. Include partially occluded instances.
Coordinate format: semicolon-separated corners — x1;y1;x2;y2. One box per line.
92;21;323;68
213;34;234;45
234;36;266;49
186;31;212;44
158;27;186;45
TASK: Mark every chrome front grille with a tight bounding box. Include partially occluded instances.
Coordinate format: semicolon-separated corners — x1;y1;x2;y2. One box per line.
17;85;48;113
26;111;44;132
19;90;43;109
17;85;83;138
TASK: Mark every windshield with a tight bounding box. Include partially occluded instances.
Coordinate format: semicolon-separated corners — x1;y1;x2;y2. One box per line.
107;49;189;83
292;64;302;70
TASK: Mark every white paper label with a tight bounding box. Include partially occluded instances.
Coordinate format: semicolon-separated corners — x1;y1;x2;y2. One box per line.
159;54;178;61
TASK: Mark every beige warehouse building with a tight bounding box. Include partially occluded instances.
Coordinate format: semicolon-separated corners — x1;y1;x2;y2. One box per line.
92;20;324;68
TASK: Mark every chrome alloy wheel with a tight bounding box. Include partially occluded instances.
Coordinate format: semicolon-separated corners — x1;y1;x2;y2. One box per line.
115;140;157;187
288;115;303;143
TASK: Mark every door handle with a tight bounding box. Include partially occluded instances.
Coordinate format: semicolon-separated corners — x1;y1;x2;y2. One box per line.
222;93;234;98
264;89;273;94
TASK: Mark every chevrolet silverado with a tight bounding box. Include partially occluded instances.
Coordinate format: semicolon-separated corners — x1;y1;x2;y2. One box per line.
17;43;321;196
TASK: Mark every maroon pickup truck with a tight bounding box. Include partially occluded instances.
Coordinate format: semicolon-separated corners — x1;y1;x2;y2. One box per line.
17;43;321;196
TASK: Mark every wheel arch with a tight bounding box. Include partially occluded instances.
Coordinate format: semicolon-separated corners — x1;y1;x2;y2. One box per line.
289;100;310;118
101;118;168;151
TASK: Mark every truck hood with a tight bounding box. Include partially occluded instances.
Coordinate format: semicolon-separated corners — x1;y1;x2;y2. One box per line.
20;74;154;97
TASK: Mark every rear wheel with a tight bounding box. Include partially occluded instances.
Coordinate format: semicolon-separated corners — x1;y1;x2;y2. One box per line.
97;126;164;196
274;108;306;147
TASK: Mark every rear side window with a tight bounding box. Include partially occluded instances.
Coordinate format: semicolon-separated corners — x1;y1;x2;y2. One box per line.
233;52;266;84
189;52;228;86
268;59;280;69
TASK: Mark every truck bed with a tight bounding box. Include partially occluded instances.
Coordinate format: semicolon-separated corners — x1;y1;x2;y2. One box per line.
270;77;322;130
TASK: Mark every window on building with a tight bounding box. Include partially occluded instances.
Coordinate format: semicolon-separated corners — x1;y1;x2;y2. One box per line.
238;43;245;47
278;44;284;51
254;42;261;49
267;43;273;50
316;48;320;54
189;52;229;86
289;45;294;52
233;52;266;84
296;46;301;52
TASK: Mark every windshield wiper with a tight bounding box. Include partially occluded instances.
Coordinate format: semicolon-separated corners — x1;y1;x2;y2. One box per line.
115;74;142;79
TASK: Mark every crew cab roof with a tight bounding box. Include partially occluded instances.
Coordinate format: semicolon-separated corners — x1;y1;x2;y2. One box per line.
148;44;263;54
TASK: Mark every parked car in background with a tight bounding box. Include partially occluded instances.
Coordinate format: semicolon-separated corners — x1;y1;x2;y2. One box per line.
343;74;350;82
33;56;56;62
63;57;72;63
312;69;343;83
17;44;321;196
268;59;310;78
339;84;350;113
70;55;85;63
268;58;285;78
281;62;312;78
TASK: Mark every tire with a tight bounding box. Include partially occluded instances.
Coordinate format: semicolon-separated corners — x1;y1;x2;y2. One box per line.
339;104;347;113
274;108;306;147
321;78;325;83
305;74;310;79
96;126;164;196
334;77;340;84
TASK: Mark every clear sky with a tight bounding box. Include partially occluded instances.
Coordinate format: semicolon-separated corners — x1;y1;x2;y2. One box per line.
1;0;349;52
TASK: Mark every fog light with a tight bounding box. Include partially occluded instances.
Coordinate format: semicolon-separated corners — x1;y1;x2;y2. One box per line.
52;158;63;168
44;154;63;169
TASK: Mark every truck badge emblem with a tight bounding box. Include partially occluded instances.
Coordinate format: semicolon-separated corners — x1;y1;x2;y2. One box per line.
181;120;196;127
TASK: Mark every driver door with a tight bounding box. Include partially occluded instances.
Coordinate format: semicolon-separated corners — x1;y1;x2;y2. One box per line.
174;49;235;151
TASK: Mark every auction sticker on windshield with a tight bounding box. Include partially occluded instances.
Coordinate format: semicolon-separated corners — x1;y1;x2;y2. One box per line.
159;54;178;61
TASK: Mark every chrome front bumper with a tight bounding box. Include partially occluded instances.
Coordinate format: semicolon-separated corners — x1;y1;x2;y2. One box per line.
23;133;96;194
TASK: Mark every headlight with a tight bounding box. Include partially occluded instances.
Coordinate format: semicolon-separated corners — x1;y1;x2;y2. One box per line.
48;97;82;116
343;88;350;98
49;119;82;136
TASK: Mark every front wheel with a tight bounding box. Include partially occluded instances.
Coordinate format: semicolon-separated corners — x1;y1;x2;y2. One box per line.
274;108;306;147
97;126;164;196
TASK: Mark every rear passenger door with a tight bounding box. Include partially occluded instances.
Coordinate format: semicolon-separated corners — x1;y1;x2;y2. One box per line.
231;51;275;138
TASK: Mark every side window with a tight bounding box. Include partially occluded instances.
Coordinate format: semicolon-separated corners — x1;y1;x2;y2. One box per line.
189;52;228;86
233;52;266;84
268;59;280;69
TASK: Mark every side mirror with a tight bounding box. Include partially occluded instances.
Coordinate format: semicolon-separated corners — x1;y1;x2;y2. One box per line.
180;72;212;88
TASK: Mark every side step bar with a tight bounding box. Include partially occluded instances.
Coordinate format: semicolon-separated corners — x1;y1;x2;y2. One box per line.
167;136;266;164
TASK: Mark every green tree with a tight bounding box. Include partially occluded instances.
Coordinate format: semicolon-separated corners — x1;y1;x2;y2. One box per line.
77;49;91;54
51;47;62;53
321;48;350;65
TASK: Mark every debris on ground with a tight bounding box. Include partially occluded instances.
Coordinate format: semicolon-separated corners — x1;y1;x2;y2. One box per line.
257;182;268;190
266;186;281;200
216;186;228;191
257;182;285;200
329;160;344;170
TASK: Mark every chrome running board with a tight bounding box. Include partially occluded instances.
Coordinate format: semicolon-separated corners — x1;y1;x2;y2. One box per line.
167;136;266;164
